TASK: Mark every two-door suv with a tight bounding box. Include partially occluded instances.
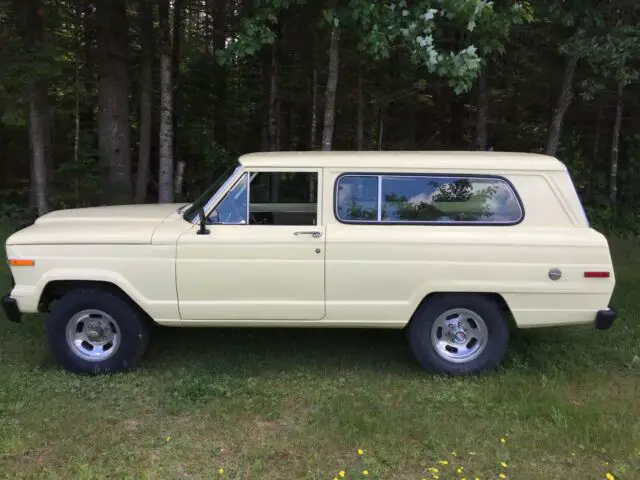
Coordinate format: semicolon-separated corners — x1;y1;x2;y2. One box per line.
3;151;617;375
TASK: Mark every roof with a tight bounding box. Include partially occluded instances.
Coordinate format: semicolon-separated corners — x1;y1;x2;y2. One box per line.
238;151;567;172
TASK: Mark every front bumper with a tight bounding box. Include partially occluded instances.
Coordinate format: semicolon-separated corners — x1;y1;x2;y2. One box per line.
595;307;616;330
2;294;21;323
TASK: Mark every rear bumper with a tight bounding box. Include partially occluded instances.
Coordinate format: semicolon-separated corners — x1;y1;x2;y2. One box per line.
2;294;21;323
595;307;616;330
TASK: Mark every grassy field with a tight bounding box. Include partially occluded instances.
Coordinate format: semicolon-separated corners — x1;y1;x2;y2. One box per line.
1;236;640;480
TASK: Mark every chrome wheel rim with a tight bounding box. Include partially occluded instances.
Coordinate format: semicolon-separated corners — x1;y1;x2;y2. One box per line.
65;309;121;362
430;308;489;363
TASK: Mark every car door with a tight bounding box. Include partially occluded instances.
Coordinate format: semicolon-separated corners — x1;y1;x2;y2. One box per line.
176;167;326;322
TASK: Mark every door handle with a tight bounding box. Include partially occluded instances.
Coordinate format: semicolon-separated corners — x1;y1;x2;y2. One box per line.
294;231;322;238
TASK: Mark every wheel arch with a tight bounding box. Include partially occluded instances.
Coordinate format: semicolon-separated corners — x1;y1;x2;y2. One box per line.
408;292;517;330
38;280;156;325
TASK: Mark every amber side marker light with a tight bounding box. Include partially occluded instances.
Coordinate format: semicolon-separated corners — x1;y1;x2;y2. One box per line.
8;259;35;267
584;271;610;278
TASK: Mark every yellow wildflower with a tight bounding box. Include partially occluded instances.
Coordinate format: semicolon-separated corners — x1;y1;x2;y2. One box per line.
457;467;464;473
339;471;345;478
428;467;439;473
357;448;364;455
500;462;508;468
499;474;506;479
451;451;457;456
362;470;369;476
438;460;449;465
606;474;615;480
218;468;224;475
165;435;171;442
500;438;506;444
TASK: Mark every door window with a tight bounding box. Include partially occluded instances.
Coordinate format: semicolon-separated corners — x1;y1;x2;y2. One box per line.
209;171;318;226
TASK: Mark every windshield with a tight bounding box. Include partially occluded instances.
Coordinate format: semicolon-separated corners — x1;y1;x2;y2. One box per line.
182;164;241;222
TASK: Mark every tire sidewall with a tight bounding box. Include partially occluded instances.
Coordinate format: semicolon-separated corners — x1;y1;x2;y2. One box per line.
46;289;149;374
408;295;510;375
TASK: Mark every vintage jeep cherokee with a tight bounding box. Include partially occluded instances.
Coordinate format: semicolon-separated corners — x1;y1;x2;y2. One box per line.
2;151;617;375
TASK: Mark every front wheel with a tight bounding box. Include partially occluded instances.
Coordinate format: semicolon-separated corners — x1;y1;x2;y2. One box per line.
46;288;150;374
407;294;510;376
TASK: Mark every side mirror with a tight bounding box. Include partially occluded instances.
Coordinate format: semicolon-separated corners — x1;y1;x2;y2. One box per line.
197;208;210;235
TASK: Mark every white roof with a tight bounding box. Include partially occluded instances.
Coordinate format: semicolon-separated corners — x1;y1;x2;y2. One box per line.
238;151;566;172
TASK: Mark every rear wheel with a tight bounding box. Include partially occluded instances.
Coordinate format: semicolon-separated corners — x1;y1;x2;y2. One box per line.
46;288;150;374
407;294;510;375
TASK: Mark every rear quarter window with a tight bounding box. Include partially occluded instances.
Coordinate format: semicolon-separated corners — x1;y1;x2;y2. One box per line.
335;174;523;225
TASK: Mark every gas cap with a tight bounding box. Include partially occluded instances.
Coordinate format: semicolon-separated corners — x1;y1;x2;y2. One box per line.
548;268;562;281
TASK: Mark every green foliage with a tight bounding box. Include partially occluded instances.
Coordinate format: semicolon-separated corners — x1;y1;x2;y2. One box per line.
348;0;502;93
219;0;532;94
0;0;639;240
217;0;307;64
587;25;640;87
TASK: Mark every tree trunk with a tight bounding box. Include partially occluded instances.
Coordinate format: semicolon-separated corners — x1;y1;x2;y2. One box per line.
158;0;174;203
172;0;184;162
134;0;153;204
81;0;96;159
174;160;186;195
587;103;603;202
268;43;280;151
449;95;465;148
310;65;318;150
96;0;132;204
545;55;578;157
28;83;49;216
260;48;270;151
309;32;318;150
476;67;488;150
211;0;228;147
356;66;364;151
321;22;340;151
609;83;624;205
15;0;50;215
73;0;81;203
378;106;384;151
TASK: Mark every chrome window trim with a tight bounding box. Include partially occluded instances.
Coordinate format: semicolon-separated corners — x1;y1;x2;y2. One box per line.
333;174;380;224
334;172;525;226
190;166;244;225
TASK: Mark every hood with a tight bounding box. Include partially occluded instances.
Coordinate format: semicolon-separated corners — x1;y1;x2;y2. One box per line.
6;203;186;245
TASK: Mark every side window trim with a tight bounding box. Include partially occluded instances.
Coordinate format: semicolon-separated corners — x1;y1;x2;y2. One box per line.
334;173;380;223
333;172;525;226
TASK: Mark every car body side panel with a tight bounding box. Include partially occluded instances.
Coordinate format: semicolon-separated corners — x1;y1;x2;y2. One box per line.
322;169;615;328
6;243;180;321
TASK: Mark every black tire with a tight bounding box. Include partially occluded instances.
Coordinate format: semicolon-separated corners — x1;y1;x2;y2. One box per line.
46;288;151;374
407;294;510;376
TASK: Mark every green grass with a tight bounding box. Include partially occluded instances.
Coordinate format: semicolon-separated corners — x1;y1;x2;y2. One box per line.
1;235;640;480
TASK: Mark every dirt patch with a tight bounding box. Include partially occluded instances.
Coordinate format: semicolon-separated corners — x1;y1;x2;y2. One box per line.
9;445;58;472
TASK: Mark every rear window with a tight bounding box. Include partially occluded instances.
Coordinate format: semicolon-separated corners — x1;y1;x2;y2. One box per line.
335;174;523;224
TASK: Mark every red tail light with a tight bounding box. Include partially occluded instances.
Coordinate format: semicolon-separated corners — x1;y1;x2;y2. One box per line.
584;271;610;278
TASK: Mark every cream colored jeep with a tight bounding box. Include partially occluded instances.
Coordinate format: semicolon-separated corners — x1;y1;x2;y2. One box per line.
3;151;617;375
